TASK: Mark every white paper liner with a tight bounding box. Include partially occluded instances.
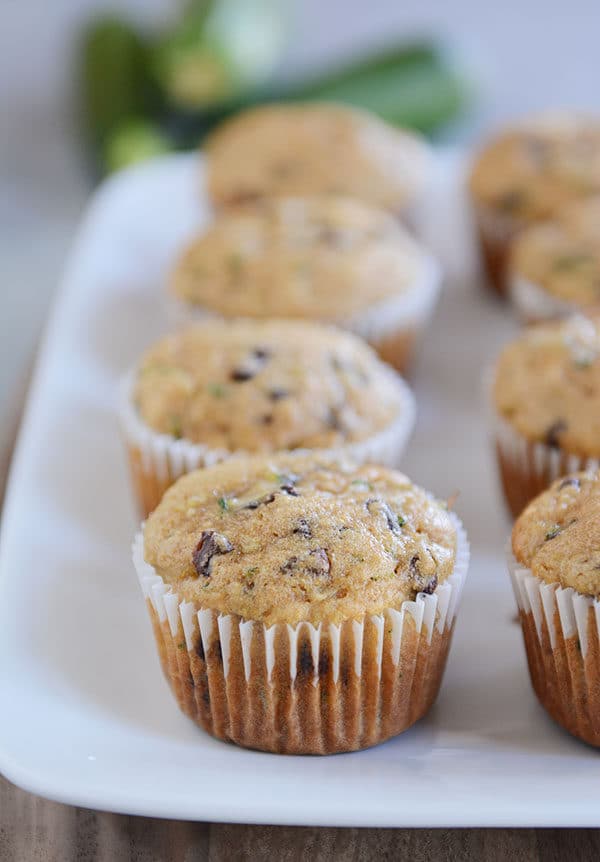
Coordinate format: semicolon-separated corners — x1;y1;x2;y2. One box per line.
485;367;598;517
117;365;417;515
510;273;578;323
166;253;442;361
507;548;600;746
132;512;469;753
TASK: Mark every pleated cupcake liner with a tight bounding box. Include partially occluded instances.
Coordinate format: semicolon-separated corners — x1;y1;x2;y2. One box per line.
165;254;442;376
132;514;469;755
508;550;600;747
490;399;597;519
472;202;521;297
117;368;417;518
510;273;578;324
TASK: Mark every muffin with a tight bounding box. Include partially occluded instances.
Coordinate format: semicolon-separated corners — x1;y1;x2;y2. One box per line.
469;113;600;296
510;197;600;322
204;101;432;218
133;453;469;754
509;470;600;746
119;319;416;516
168;195;441;373
490;313;600;518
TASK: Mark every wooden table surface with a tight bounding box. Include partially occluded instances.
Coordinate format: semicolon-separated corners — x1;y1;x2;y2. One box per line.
1;382;600;861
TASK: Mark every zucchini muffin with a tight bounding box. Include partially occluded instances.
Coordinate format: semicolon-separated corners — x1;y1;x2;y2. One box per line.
469;113;600;295
133;453;469;754
204;102;431;216
510;197;600;322
509;469;600;746
491;313;600;518
119;319;416;516
169;195;441;373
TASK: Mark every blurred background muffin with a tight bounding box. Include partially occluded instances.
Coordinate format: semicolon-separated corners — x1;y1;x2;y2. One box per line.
490;313;600;518
204;102;432;219
169;195;441;372
509;469;600;747
134;452;469;753
469;113;600;296
509;196;600;322
120;318;416;515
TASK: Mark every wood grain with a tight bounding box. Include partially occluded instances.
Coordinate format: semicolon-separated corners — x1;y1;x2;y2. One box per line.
2;375;600;861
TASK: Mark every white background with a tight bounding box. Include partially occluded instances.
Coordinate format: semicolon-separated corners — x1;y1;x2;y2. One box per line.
1;0;599;424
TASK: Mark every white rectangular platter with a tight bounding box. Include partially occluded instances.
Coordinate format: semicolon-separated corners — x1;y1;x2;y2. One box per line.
1;152;599;827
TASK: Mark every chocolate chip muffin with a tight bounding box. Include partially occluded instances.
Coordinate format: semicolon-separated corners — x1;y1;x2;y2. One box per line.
133;453;469;753
509;469;600;746
469;113;600;295
510;196;600;321
168;195;441;373
204;102;431;216
119;319;416;516
491;313;600;518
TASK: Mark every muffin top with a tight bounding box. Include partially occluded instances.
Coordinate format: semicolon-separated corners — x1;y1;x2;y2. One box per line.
469;113;600;223
170;195;429;319
144;454;457;625
205;102;430;210
513;470;600;596
493;314;600;458
133;319;408;451
511;197;600;306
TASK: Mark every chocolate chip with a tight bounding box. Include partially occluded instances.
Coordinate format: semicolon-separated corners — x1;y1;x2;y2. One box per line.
559;476;580;491
280;483;299;496
280;549;330;578
545;420;568;449
192;530;233;577
293;518;312;539
230;367;255;382
230;348;270;382
261;414;274;425
421;576;438;595
268;387;289;401
366;498;401;535
403;554;436;594
242;492;276;510
280;555;299;575
306;548;331;578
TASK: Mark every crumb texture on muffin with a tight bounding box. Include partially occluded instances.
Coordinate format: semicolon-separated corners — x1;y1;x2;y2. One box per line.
205;102;429;210
511;196;600;305
170;195;427;319
493;314;600;458
143;454;457;626
512;469;600;595
133;319;407;450
469;113;600;222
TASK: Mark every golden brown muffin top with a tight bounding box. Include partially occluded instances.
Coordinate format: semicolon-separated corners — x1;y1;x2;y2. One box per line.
144;454;457;625
469;113;600;223
204;102;430;210
512;470;600;596
170;195;428;319
133;320;408;451
493;314;600;458
511;197;600;306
